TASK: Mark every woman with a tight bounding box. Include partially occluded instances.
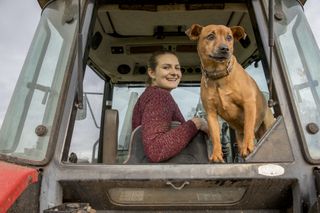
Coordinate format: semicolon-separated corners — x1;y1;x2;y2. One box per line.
132;50;208;163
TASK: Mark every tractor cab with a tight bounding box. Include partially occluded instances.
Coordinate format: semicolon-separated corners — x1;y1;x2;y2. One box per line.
1;0;320;212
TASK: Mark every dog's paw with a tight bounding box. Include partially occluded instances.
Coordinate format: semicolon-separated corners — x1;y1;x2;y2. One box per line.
209;152;225;163
239;146;254;158
247;143;255;153
239;149;249;158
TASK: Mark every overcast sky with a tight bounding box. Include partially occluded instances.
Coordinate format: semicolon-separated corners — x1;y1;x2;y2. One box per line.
0;0;41;127
0;0;319;129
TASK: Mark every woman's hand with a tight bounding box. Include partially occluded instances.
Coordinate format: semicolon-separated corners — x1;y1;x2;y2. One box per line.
191;117;209;135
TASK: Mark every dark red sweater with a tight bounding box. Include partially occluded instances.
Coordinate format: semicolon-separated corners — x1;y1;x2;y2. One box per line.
132;86;198;162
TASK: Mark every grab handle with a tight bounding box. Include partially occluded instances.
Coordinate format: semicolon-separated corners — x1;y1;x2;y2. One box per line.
166;181;190;190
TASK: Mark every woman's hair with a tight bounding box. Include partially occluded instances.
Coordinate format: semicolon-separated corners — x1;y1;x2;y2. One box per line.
146;50;178;85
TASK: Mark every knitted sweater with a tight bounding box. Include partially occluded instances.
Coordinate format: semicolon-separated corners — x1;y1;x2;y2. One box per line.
132;86;198;162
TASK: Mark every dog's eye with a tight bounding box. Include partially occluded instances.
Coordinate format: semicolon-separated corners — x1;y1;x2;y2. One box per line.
207;34;215;41
226;34;232;41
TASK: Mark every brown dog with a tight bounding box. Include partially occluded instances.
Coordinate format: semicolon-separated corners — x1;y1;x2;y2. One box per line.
186;24;274;162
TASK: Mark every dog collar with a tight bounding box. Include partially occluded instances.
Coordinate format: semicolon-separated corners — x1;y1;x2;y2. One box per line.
202;59;233;80
201;58;233;87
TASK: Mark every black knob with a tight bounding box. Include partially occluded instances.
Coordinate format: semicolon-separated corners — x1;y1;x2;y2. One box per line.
35;125;47;137
306;123;319;134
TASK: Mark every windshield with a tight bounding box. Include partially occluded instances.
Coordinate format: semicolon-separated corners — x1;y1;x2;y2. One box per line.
273;0;320;160
112;84;202;151
0;0;79;163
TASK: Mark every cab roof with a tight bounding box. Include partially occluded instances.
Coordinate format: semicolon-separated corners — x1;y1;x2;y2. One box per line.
36;0;307;83
37;0;307;9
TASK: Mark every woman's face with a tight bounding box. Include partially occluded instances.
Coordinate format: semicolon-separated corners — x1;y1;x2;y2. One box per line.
148;54;182;90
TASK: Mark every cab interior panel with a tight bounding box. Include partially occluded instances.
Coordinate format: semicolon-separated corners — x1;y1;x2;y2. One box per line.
89;3;260;83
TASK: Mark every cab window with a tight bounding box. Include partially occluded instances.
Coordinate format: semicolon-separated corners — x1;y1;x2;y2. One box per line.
273;0;320;161
68;67;105;163
0;0;79;163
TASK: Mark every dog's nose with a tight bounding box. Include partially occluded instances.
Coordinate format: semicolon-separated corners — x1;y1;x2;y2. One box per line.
219;44;229;52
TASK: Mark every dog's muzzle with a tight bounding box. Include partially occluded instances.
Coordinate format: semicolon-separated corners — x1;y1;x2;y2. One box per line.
209;52;230;62
209;44;231;61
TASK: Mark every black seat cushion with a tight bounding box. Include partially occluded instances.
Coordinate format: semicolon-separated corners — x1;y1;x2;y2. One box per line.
124;124;209;164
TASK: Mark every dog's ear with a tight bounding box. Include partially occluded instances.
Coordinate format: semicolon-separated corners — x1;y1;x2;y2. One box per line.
185;24;203;40
230;26;247;41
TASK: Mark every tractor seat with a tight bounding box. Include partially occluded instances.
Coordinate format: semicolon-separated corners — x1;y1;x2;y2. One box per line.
124;122;209;164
